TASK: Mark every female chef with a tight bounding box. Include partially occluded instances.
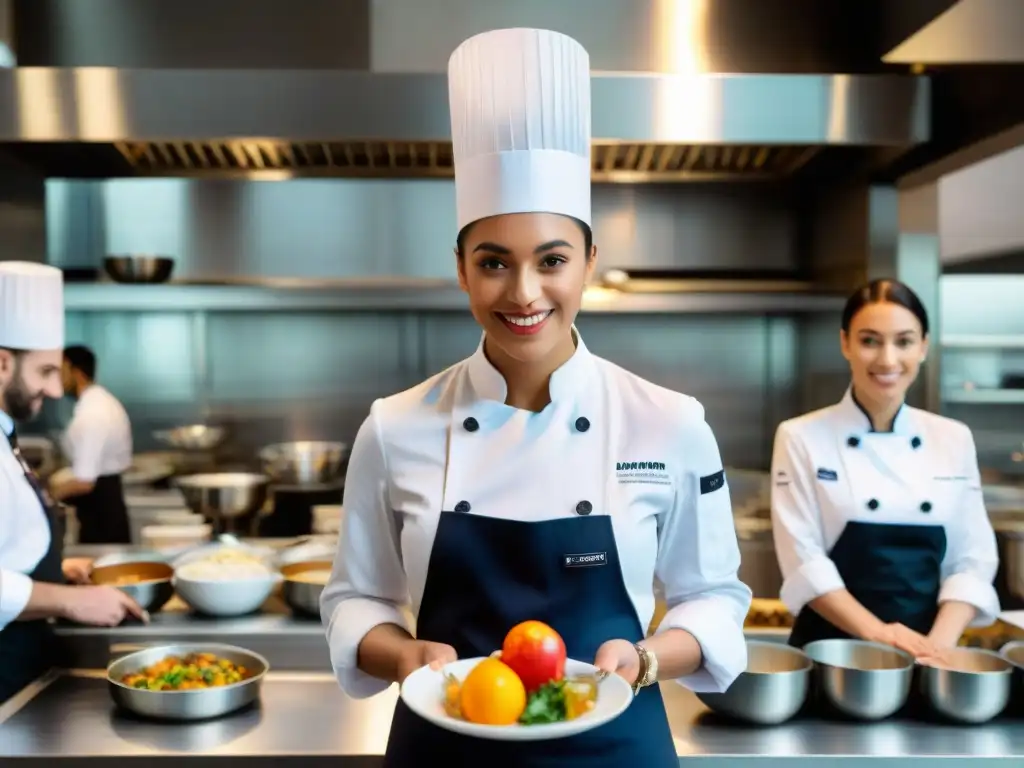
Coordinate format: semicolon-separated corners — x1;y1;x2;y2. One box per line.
320;27;752;768
770;278;1000;657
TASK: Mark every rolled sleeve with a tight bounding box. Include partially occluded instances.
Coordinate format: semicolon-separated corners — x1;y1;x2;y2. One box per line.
0;568;33;629
654;402;752;693
320;402;412;699
937;426;1001;627
770;423;846;616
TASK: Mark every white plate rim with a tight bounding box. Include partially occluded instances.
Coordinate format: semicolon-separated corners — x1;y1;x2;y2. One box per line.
399;656;633;741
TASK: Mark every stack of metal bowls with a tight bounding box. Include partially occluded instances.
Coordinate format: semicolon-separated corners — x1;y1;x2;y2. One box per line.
803;639;914;720
696;640;812;724
918;647;1013;723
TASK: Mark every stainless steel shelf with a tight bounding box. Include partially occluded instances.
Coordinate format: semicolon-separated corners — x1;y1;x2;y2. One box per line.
944;388;1024;404
62;282;847;315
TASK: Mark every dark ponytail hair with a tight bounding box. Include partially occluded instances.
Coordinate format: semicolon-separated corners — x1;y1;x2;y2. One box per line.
841;279;929;336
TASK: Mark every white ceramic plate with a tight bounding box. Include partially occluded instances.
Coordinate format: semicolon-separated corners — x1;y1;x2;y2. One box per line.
400;656;633;741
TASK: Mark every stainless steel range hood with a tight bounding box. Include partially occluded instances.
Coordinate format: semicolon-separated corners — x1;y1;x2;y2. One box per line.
0;68;930;181
884;0;1024;65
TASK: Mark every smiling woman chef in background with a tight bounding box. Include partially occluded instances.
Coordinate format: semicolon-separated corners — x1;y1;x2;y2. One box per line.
48;344;133;544
320;27;751;768
0;262;144;704
770;279;1000;658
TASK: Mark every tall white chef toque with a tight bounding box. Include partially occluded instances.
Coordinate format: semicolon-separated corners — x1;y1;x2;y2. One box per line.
447;28;592;233
0;261;65;351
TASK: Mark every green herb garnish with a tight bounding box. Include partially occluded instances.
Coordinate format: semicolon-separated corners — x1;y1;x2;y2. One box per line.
518;680;567;725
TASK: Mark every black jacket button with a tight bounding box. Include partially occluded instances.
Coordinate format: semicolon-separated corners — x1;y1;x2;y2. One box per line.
575;500;593;516
911;436;922;449
574;417;590;433
920;501;932;513
847;436;860;448
462;417;479;432
867;498;879;511
454;500;471;513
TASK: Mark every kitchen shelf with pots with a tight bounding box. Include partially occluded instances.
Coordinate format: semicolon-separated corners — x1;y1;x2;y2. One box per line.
61;278;848;315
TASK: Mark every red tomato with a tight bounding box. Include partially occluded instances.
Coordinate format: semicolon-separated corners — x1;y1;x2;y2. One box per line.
501;620;567;693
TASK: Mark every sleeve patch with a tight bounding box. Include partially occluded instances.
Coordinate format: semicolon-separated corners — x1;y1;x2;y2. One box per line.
700;469;725;495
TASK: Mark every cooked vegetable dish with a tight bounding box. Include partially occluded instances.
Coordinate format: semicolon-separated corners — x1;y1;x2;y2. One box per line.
120;652;254;691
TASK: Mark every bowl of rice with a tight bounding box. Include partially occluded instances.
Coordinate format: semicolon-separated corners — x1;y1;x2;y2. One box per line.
172;549;282;617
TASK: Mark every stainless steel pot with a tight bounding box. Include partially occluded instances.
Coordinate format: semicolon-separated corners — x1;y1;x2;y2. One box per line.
258;441;348;486
696;641;811;724
173;473;269;534
918;648;1013;724
803;639;914;720
280;559;333;617
107;642;269;721
104;255;175;284
154;425;226;452
90;561;175;613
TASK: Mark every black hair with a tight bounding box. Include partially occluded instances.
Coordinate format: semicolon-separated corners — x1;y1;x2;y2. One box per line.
841;279;930;336
455;215;594;258
64;345;97;380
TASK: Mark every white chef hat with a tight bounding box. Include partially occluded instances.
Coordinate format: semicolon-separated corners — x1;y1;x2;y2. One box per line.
0;261;65;351
447;28;592;233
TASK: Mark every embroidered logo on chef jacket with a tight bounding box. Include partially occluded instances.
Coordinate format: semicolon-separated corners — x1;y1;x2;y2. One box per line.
563;551;607;568
816;467;839;481
615;460;671;486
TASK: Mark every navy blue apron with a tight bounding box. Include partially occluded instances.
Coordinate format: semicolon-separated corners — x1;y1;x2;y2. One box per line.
383;510;678;767
68;472;131;544
788;520;946;648
0;427;68;703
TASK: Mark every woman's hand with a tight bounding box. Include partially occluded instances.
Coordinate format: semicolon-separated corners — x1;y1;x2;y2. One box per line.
593;639;641;686
396;639;458;684
872;622;939;659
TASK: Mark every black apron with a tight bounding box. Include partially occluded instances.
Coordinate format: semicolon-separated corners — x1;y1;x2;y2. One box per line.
383;511;678;768
788;520;947;648
0;427;68;703
69;473;131;544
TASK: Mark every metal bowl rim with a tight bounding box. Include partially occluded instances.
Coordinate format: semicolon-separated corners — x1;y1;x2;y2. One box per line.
741;640;814;675
802;638;915;671
172;572;283;587
106;642;271;695
259;440;348;456
998;638;1024;666
173;472;270;488
920;647;1015;676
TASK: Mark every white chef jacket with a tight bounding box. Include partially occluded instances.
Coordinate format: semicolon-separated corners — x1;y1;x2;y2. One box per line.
770;388;1000;627
0;409;51;630
60;385;133;482
321;331;752;699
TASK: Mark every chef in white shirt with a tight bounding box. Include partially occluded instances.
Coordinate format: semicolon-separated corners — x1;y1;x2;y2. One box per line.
771;278;1000;658
320;28;751;767
50;344;133;544
0;261;145;704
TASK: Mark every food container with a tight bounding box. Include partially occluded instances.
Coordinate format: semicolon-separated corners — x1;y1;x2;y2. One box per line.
803;639;913;720
90;561;175;613
172;551;281;617
696;640;811;724
141;523;213;554
107;642;268;721
93;550;170;569
918;647;1013;723
280;559;333;617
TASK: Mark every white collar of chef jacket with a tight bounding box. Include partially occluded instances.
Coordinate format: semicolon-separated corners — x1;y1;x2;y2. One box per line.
836;385;915;436
467;325;595;405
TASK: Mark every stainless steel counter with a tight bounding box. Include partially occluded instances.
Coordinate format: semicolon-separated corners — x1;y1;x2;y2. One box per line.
1;669;1022;766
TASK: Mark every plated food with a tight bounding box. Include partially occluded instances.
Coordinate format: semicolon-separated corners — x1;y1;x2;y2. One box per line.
401;621;632;741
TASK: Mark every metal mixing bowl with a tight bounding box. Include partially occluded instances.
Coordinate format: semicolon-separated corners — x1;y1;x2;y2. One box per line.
154;425;226;452
103;255;175;284
918;647;1012;723
173;473;269;532
696;640;812;724
999;639;1024;703
803;639;914;720
90;561;175;613
107;642;269;721
280;559;333;617
258;441;348;485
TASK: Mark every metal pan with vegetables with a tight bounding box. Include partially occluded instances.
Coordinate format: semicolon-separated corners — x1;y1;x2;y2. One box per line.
400;621;632;741
106;642;269;721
